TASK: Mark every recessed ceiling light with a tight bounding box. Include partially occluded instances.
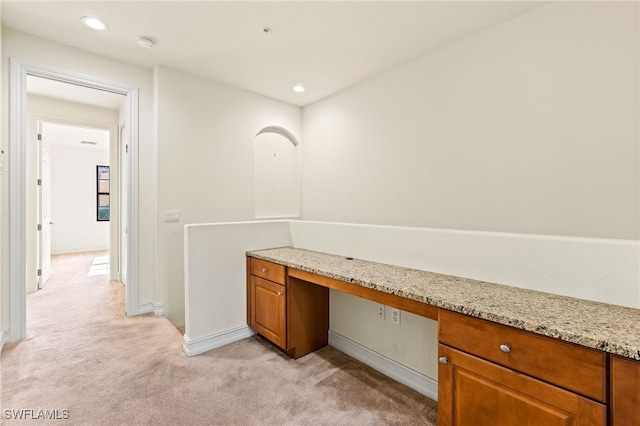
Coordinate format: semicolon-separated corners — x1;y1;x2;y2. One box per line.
293;85;306;93
137;37;155;49
81;16;108;31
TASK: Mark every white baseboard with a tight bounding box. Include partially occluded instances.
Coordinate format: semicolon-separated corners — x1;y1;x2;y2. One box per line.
183;325;256;357
151;302;164;316
328;330;438;401
137;301;164;316
51;246;110;255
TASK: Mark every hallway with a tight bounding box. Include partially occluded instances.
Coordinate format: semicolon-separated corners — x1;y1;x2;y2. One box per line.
0;252;436;425
28;251;121;336
0;251;189;423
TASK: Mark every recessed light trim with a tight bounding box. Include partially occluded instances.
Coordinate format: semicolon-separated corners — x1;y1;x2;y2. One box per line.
81;16;108;31
293;85;306;93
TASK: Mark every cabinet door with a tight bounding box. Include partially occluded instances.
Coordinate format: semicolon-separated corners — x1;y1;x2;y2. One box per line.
610;355;640;426
438;344;605;426
249;275;286;349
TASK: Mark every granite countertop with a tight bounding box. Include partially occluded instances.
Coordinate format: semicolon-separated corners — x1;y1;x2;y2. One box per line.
247;246;640;360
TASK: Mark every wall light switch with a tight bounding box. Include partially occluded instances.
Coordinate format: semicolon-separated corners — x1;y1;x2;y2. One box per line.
163;210;180;222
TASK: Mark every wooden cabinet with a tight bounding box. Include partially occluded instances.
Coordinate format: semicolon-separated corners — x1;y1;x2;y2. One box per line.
247;257;329;359
247;257;287;348
610;355;640;426
249;275;286;348
438;310;606;426
247;252;639;425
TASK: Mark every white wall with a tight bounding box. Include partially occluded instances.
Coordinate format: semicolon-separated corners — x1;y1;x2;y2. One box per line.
49;143;110;255
183;220;292;355
254;132;300;218
1;29;155;335
302;2;639;240
155;65;301;325
298;2;639;387
289;220;639;382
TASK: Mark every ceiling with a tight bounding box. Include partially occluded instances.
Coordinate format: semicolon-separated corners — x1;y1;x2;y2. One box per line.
2;1;546;108
42;122;110;151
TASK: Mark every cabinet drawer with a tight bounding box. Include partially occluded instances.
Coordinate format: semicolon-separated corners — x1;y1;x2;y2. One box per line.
438;309;606;402
438;344;606;426
250;258;286;285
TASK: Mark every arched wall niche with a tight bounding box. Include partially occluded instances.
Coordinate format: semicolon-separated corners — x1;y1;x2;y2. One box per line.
254;126;300;218
256;125;299;146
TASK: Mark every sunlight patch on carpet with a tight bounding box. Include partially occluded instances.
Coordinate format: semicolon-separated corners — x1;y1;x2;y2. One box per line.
89;256;109;276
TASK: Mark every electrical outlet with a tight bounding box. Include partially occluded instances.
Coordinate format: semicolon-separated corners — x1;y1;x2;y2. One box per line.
163;210;180;222
391;308;401;325
377;303;385;320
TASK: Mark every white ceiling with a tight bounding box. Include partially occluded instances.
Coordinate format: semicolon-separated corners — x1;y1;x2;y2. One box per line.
42;122;110;151
2;1;546;107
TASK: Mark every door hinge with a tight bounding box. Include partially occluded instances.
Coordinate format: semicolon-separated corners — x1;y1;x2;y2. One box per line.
37;133;42;141
37;269;42;276
126;144;129;154
37;224;42;231
37;178;42;186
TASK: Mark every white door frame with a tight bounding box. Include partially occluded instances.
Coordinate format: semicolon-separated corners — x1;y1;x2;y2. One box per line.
118;123;129;286
8;58;140;342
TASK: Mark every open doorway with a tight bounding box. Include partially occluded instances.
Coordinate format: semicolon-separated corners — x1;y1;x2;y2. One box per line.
23;74;126;330
7;58;140;342
35;122;112;292
9;59;141;343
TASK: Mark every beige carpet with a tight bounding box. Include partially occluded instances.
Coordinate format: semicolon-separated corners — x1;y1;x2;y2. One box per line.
1;252;438;425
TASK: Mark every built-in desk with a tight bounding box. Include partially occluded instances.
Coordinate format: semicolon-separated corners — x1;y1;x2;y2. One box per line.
247;246;640;426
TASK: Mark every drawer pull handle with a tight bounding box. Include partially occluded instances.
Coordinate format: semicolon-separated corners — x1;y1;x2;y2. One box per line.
438;356;448;365
277;291;283;296
500;344;511;353
262;268;268;273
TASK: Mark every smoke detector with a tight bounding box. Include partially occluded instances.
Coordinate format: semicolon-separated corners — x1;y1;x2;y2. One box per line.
138;37;155;49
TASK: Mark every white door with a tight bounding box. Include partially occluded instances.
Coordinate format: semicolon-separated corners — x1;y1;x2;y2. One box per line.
37;124;52;288
119;124;128;286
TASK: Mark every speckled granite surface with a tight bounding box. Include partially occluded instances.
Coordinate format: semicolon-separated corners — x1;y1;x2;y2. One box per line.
247;246;640;360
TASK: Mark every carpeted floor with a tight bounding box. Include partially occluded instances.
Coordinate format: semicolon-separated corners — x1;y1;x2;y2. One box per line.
0;251;438;425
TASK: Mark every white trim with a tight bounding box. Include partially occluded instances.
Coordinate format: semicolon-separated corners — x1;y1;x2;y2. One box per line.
7;58;140;343
289;220;639;308
152;302;164;316
51;247;111;256
124;88;140;316
137;301;152;314
182;325;256;357
0;329;10;353
9;59;28;342
289;219;638;246
137;301;164;316
328;330;438;401
184;219;291;229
